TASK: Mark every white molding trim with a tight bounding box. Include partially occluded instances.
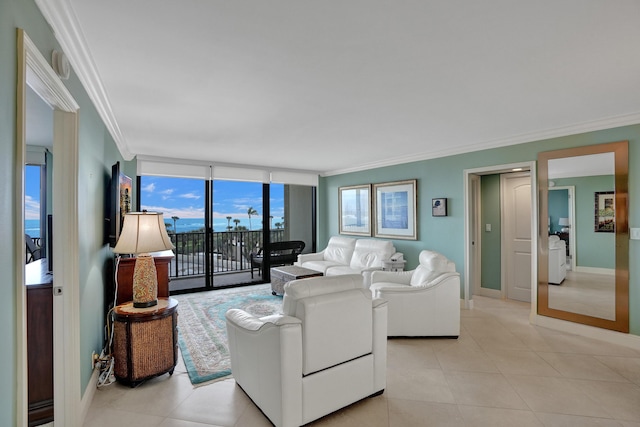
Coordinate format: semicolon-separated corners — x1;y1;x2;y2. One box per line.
80;369;99;424
18;29;81;427
324;112;640;176
35;0;131;160
533;314;640;351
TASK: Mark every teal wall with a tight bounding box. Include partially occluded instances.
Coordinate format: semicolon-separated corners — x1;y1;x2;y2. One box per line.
548;189;569;234
319;127;640;336
0;1;130;424
555;175;615;269
480;174;501;291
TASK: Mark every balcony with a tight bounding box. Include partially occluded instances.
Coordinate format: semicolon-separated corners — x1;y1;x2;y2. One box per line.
167;229;285;291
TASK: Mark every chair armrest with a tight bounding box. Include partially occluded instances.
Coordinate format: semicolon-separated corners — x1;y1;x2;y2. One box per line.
371;270;413;285
418;272;460;288
225;309;300;331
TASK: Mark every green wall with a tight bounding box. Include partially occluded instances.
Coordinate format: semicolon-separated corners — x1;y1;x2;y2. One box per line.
319;128;640;337
480;174;501;291
548;189;569;234
0;1;130;424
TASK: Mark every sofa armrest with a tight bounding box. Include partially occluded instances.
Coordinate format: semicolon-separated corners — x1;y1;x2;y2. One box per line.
371;298;388;392
371;270;413;285
296;251;325;264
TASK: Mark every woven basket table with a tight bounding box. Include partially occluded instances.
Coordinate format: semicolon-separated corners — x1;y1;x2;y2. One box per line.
113;297;178;387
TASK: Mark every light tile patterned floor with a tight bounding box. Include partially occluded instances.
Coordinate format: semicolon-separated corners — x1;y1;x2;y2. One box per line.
84;296;640;427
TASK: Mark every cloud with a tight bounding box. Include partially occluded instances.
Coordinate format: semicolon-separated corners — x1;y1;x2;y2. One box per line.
179;192;201;200
142;183;156;192
24;195;40;220
140;204;205;219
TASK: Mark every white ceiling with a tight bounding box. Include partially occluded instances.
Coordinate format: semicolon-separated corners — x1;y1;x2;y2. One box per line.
38;0;640;176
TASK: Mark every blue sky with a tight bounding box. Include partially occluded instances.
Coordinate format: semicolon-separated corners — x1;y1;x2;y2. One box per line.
25;165;41;220
140;176;284;231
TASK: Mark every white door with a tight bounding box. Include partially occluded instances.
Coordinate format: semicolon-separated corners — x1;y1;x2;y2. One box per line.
502;173;532;302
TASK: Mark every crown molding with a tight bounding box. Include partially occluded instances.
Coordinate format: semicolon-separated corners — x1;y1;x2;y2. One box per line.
322;111;640;176
36;0;133;160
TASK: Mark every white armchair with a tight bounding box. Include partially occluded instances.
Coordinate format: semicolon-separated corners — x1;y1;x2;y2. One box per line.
225;274;388;427
370;250;460;337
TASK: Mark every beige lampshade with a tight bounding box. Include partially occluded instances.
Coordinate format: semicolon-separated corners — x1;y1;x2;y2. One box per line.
113;212;175;308
113;212;175;255
558;218;570;227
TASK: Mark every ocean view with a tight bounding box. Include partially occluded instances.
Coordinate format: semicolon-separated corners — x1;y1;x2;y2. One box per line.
25;217;278;238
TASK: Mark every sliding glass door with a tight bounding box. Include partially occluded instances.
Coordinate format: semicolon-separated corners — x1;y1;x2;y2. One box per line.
139;173;315;293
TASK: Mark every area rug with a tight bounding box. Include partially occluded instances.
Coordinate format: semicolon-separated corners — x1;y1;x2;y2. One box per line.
173;284;282;385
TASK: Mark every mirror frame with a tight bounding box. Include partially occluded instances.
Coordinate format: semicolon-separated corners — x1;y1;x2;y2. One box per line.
538;141;629;333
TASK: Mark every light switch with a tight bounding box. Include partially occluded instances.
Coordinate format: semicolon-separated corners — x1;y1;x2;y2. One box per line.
485;224;492;232
631;228;640;240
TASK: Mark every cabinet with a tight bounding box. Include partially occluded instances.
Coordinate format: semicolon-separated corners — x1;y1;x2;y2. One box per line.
26;259;53;426
116;250;173;305
113;298;178;386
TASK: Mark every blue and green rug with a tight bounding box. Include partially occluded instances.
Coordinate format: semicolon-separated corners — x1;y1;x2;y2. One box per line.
173;284;282;385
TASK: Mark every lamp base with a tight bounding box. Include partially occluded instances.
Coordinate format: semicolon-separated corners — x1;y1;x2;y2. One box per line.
133;300;158;309
132;254;159;308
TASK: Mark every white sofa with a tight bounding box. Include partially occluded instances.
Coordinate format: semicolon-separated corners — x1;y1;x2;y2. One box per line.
548;235;567;285
225;274;388;427
295;236;403;287
370;250;460;337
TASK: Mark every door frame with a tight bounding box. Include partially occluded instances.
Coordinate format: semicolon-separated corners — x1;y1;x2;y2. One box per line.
463;162;538;318
17;30;80;426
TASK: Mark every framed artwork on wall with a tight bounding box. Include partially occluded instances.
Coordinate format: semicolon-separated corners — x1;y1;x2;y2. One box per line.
339;184;371;236
432;198;447;216
373;179;417;240
594;191;614;232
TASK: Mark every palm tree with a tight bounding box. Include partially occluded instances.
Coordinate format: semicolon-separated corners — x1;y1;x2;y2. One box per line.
247;207;258;230
226;216;232;231
233;218;240;230
171;216;179;233
269;215;274;229
275;222;283;229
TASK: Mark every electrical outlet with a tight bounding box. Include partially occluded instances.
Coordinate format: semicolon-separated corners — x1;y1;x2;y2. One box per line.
91;351;99;369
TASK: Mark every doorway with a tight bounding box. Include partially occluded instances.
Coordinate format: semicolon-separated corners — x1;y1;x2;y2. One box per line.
464;162;538;311
17;30;80;426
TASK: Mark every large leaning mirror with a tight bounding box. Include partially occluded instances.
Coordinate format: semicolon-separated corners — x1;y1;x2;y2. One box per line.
538;141;629;332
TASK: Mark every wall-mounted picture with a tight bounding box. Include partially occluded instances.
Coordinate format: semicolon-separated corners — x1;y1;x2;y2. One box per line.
373;179;417;240
339;184;371;236
594;191;614;232
432;198;447;217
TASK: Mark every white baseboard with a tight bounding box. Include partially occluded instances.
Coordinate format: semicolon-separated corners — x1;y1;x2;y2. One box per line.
574;266;615;275
80;368;99;424
476;287;502;299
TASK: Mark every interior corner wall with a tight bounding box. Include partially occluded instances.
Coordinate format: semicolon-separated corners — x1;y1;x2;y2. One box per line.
0;1;129;424
480;174;501;291
318;124;640;336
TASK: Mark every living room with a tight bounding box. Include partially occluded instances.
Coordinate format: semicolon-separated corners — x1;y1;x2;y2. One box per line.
3;1;640;426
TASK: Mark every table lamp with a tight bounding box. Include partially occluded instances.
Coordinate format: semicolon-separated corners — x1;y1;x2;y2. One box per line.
559;217;570;233
113;212;175;308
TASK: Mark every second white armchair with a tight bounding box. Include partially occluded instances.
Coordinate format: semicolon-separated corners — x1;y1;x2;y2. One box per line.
370;250;460;337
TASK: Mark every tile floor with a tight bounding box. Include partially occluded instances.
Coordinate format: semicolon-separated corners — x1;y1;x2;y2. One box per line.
84;296;640;426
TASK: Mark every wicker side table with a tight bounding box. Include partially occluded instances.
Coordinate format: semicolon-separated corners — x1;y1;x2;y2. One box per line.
113;297;178;387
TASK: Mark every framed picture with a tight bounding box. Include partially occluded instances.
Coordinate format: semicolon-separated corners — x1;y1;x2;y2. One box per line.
339;184;371;236
432;198;447;216
373;179;417;240
594;191;614;232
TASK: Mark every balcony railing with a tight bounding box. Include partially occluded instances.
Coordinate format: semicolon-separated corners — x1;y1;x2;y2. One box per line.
168;229;285;279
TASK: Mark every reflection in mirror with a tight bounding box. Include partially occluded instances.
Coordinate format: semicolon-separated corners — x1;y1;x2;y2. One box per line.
547;153;615;320
538;141;628;333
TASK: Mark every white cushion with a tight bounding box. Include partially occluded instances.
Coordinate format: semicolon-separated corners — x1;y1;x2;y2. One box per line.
282;274;364;316
323;236;356;264
349;239;395;270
